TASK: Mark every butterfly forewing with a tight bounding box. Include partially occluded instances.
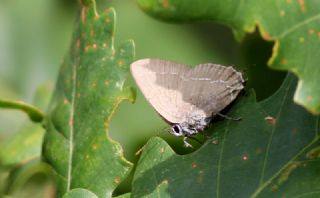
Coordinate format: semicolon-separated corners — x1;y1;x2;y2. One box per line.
131;59;192;123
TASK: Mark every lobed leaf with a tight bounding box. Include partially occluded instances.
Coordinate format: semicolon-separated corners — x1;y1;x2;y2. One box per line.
42;1;135;197
137;0;320;114
131;74;320;198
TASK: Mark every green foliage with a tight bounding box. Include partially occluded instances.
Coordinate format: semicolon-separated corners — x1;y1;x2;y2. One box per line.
42;1;134;197
131;74;320;197
1;0;319;197
137;0;320;114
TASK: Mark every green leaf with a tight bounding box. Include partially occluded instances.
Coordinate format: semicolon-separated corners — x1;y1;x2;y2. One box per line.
63;188;98;198
42;2;134;198
136;0;320;114
0;124;43;168
0;83;53;168
131;74;320;197
0;99;44;122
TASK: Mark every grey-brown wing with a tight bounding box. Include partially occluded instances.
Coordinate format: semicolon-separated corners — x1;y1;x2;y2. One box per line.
180;63;244;117
131;59;195;124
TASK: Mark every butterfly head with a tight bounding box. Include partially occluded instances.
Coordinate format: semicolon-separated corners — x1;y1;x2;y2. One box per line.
169;117;211;137
170;124;184;136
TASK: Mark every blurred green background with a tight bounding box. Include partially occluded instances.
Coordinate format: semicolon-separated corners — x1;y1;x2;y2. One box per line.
0;0;285;197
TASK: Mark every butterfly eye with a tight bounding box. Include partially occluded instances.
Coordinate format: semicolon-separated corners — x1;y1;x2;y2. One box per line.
171;124;183;136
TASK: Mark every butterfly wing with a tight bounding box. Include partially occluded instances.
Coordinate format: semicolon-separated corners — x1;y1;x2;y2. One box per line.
131;59;245;124
180;63;244;117
131;59;194;124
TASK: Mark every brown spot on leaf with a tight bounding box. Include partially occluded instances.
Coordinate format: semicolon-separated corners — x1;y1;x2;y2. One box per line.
162;0;169;8
114;176;121;184
261;30;272;40
278;162;300;184
280;58;288;65
90;29;94;36
160;147;165;153
104;120;109;128
317;32;320;38
280;10;285;17
81;8;87;23
271;184;279;192
242;155;248;161
256;147;263;154
199;170;204;174
307;95;313;101
103;43;108;48
84;45;90;52
92;82;97;87
92;144;97;150
92;43;97;49
265;116;277;126
105;18;111;23
306;147;320;159
76;39;80;49
191;162;197;168
309;29;315;34
63;98;68;104
69;119;73;127
86;154;90;160
105;80;110;86
286;0;292;3
117;60;124;66
160;179;168;185
212;139;219;144
298;0;305;12
197;176;203;183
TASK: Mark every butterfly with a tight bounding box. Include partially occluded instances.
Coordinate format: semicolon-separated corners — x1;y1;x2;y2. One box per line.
131;59;244;147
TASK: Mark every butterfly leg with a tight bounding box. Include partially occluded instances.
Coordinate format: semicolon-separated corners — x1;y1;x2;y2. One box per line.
183;137;193;148
217;113;241;121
